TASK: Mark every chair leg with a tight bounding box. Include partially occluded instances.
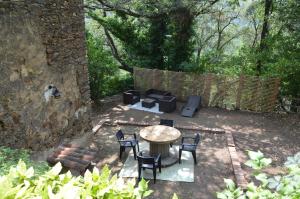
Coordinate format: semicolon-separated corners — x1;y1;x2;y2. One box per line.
138;166;142;182
192;151;197;164
137;142;140;152
170;142;173;147
153;168;156;184
133;146;137;160
159;159;162;173
119;147;124;159
179;149;182;164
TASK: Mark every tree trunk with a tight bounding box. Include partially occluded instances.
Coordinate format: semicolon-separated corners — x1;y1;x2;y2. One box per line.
196;47;202;65
169;7;194;71
256;0;272;75
148;17;167;69
103;28;133;73
251;16;259;48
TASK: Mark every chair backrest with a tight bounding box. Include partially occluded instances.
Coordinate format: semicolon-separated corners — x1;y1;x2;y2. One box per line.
137;152;155;165
160;119;174;127
194;133;201;145
116;130;124;141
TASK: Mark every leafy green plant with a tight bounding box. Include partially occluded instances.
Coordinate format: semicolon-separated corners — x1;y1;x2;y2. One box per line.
86;30;133;101
217;151;300;199
244;151;272;170
0;146;49;176
0;161;153;198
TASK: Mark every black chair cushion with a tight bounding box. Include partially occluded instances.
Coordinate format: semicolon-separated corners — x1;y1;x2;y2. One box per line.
148;94;165;100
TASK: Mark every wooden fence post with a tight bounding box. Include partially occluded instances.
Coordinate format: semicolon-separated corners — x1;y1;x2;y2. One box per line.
133;67;136;89
236;75;244;110
203;73;213;107
268;78;281;112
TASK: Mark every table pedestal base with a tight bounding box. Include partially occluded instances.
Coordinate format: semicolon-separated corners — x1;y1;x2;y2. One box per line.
147;143;178;167
150;143;170;158
160;148;178;168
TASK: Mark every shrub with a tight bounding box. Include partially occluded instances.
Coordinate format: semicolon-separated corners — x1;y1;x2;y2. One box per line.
86;31;133;101
217;151;300;199
0;161;153;198
0;146;49;176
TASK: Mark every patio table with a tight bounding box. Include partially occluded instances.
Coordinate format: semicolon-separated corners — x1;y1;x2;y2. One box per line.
139;125;181;167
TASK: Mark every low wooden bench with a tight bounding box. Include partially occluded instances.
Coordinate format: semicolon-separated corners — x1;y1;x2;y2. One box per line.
47;143;98;175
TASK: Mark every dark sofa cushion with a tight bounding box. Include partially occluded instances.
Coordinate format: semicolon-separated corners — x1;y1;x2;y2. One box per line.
148;94;165;100
145;89;172;102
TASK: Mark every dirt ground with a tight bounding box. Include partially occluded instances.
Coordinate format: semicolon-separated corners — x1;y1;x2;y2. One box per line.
33;94;300;199
89;95;300;199
92;125;231;199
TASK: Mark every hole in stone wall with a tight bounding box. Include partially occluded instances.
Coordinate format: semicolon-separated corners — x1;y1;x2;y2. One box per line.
0;120;5;130
44;84;61;102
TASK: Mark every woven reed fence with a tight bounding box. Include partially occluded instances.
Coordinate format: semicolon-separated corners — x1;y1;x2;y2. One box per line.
134;67;281;112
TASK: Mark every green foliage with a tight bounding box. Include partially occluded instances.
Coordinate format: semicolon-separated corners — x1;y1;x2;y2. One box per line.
147;18;167;69
0;161;153;198
216;179;244;199
245;150;272;170
164;7;195;71
86;0;300;100
217;151;300;199
87;2;196;71
88;11;154;69
0;146;49;176
86;31;133;101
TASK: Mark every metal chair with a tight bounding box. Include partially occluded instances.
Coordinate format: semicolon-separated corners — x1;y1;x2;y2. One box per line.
137;151;161;183
160;119;175;147
116;130;139;160
179;133;201;164
159;119;175;127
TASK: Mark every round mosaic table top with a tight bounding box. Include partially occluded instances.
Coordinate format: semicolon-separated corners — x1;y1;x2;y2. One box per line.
140;125;181;144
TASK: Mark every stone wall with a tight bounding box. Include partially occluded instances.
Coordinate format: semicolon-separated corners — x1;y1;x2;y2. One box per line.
0;0;91;150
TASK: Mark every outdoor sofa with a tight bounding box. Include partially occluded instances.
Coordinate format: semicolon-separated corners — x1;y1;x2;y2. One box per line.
123;90;140;105
158;95;176;113
145;89;171;102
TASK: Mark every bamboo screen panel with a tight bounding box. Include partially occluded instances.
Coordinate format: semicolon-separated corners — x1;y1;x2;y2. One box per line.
133;68;280;112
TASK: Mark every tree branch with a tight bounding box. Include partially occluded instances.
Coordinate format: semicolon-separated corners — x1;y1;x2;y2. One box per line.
101;12;132;73
193;0;221;16
251;16;259;48
219;32;241;51
95;0;165;19
216;11;239;50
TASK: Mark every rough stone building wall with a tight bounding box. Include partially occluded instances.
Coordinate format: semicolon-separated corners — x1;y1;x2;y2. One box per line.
0;0;91;149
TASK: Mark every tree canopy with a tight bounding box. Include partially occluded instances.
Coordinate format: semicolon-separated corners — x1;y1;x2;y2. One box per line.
85;0;300;103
